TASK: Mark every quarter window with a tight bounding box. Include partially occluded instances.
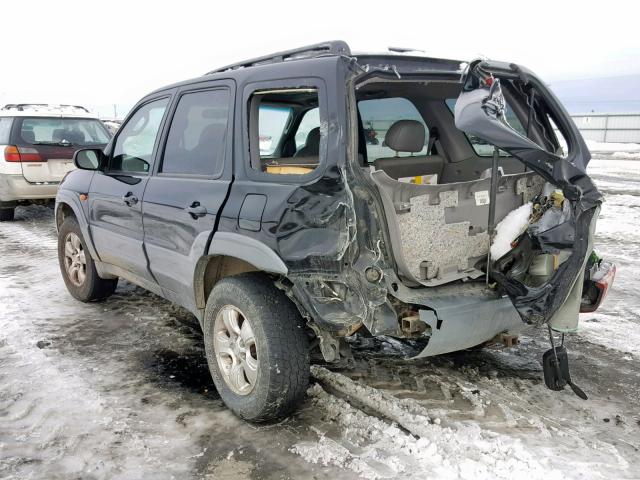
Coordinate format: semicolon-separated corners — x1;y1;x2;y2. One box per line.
249;88;322;175
111;98;169;173
162;89;230;176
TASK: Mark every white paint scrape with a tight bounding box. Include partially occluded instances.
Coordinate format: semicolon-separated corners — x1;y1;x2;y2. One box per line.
490;202;532;260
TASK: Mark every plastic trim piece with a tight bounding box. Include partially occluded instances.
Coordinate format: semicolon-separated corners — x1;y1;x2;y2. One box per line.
208;232;288;275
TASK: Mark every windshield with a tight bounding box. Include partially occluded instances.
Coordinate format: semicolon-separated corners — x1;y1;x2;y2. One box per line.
19;117;111;146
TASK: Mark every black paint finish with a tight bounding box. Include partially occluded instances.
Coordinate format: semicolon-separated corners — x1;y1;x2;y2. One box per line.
55;47;598;340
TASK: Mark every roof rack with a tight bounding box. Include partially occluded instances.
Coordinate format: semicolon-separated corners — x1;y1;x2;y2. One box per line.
2;103;90;113
206;40;351;75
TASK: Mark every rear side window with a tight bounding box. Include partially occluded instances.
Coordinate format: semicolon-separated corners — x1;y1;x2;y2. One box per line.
249;87;322;176
161;89;230;176
0;117;12;144
358;97;429;163
111;98;169;173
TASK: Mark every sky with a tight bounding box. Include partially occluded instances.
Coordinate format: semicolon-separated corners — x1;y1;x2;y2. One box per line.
1;0;638;118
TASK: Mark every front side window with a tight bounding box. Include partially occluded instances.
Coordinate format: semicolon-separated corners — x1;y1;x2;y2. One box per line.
111;98;169;173
358;97;429;163
249;88;322;175
18;117;110;146
162;89;230;176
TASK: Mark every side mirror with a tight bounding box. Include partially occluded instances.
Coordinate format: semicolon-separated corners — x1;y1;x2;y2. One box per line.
73;148;104;170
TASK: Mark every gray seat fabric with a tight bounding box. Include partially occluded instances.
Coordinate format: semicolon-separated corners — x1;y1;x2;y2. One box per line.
21;129;35;144
67;128;85;144
375;155;445;180
52;128;68;142
294;127;320;157
373;120;443;181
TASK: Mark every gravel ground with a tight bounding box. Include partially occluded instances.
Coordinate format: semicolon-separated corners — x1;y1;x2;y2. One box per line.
0;158;638;479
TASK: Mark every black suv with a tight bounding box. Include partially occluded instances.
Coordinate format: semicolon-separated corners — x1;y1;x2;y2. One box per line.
56;41;614;421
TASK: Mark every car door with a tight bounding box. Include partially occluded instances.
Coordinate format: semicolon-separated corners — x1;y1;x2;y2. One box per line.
89;96;170;284
142;83;234;311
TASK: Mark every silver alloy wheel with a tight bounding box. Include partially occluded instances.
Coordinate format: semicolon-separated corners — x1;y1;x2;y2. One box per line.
213;305;258;395
63;232;87;287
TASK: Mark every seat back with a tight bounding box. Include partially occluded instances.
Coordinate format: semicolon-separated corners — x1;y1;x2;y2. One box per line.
294;127;320;157
373;119;443;181
374;155;444;180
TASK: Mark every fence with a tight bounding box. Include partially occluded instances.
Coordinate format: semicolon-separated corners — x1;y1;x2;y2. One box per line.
571;113;640;143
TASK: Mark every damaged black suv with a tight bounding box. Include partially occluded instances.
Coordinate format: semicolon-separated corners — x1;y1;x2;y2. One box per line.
56;41;615;421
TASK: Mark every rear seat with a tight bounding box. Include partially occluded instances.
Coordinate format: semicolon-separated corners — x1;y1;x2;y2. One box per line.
373;120;444;182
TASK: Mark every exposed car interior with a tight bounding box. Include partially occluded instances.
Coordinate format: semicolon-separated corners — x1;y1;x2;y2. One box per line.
356;80;561;287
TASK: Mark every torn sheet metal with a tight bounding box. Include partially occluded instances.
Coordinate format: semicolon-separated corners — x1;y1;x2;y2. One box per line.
454;60;603;326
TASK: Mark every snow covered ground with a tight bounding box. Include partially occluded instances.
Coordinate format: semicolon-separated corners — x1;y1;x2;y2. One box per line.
1;158;639;479
585;140;640;160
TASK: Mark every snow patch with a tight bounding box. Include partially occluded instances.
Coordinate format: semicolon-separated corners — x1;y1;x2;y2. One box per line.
292;367;564;480
586;140;640;153
490;202;532;259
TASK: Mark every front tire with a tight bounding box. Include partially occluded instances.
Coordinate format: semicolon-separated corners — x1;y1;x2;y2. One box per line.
58;216;118;301
203;273;309;422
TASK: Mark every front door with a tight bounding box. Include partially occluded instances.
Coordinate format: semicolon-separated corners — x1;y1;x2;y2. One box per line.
89;96;170;283
142;84;234;311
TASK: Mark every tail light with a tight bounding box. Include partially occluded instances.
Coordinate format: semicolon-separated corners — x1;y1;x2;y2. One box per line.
4;145;44;162
580;262;616;313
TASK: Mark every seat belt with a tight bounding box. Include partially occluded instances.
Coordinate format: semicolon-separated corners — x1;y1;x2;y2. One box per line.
429;126;450;164
427;127;438;154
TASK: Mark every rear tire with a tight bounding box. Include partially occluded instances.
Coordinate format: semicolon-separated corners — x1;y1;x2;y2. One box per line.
58;216;118;302
0;208;15;221
203;273;309;422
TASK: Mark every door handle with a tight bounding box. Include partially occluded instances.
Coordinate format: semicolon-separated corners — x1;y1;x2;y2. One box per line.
122;192;138;206
185;201;207;219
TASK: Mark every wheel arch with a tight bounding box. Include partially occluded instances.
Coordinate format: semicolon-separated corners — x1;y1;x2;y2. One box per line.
55;193;100;261
194;232;288;310
55;202;75;230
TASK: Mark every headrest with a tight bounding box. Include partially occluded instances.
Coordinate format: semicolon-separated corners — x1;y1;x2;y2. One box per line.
52;128;67;142
21;130;36;143
198;123;225;143
384;120;425;153
304;127;320;146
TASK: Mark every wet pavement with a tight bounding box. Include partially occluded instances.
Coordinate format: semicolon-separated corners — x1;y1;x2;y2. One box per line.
1;158;639;479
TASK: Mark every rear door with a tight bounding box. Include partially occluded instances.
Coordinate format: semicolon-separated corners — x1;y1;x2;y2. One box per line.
89;96;170;282
142;82;234;310
13;116;110;183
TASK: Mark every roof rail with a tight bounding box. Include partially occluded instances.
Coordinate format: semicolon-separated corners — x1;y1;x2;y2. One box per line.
206;40;351;75
1;103;90;113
